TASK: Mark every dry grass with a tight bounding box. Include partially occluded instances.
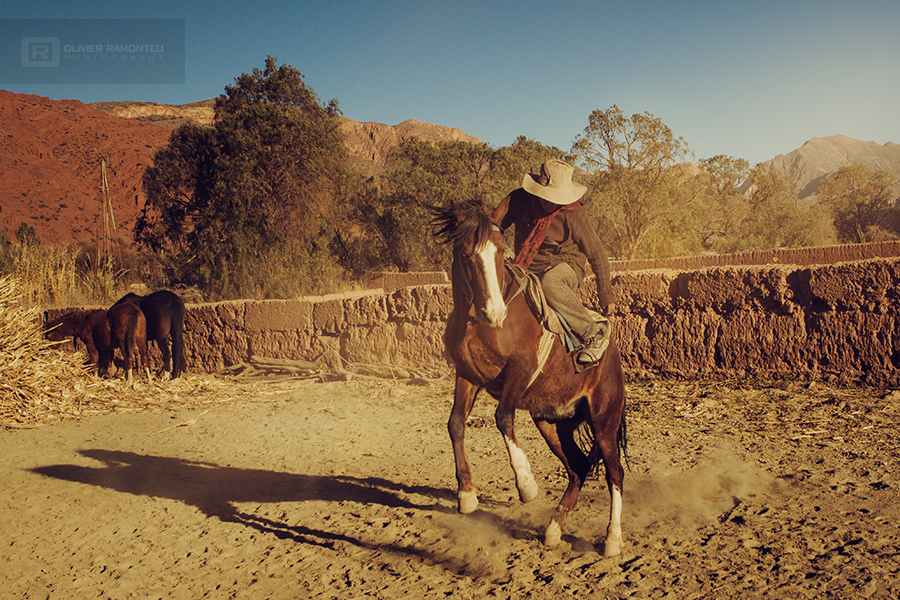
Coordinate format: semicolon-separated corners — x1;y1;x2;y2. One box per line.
5;243;131;309
11;244;79;307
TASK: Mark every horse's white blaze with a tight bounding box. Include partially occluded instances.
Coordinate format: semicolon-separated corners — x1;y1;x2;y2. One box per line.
476;242;507;327
503;434;539;502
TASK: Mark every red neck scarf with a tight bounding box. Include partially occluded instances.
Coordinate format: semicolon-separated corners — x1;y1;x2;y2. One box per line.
514;197;578;268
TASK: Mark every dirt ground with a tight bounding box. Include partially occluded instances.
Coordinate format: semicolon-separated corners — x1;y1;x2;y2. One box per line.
2;372;899;599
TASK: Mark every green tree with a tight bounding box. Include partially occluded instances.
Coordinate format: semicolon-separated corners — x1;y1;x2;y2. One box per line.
817;165;899;243
15;222;39;247
137;57;350;300
490;136;573;197
697;155;751;252
346;136;567;273
215;56;341;119
571;105;691;258
741;165;829;250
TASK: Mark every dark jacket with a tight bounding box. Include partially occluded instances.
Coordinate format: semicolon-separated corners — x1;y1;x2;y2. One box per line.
494;188;614;307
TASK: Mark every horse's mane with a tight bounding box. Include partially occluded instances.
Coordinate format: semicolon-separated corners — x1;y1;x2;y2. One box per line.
431;200;494;251
46;309;91;327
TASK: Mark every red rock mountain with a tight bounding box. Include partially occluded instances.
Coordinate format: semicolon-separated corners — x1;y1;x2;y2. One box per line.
0;92;481;247
0;91;171;247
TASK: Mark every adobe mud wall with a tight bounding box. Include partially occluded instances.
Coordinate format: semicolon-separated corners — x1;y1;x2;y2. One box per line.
172;257;900;388
609;240;900;272
45;253;900;388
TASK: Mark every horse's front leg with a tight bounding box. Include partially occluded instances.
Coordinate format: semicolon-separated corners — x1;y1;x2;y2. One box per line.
84;340;101;375
448;375;480;513
496;378;539;504
597;433;625;557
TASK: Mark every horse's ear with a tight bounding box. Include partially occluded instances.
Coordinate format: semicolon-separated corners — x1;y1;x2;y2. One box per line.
488;195;510;227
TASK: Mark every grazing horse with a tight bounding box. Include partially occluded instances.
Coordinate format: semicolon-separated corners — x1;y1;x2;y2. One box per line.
45;304;150;387
113;290;186;379
433;200;627;556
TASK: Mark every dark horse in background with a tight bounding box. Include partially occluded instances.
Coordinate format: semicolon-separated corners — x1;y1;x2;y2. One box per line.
45;303;150;387
433;200;627;556
113;290;186;379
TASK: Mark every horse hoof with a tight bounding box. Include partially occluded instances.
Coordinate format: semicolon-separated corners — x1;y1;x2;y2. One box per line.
458;491;478;514
543;520;562;547
603;539;622;557
519;480;540;503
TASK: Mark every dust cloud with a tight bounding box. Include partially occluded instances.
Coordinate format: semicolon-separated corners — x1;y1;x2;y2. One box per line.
627;443;779;531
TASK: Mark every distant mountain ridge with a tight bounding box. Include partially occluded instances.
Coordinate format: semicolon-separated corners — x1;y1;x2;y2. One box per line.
763;135;900;199
90;99;216;129
89;99;482;175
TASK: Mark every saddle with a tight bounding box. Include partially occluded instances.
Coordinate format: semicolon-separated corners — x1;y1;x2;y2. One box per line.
505;262;610;377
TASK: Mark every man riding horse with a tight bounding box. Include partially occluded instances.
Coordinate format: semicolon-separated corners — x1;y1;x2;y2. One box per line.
492;159;614;364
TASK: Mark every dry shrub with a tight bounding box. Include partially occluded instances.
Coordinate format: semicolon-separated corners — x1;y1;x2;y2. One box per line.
0;275;92;427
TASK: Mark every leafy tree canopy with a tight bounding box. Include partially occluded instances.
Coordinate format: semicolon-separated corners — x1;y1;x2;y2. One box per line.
341;136;568;273
818;165;899;244
571;105;692;259
215;55;341;119
136;57;349;300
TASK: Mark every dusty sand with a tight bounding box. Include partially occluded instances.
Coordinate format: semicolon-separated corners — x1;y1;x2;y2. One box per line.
2;374;899;599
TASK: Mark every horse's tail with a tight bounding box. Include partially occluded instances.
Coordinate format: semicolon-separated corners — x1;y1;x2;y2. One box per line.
170;298;186;379
617;396;629;471
576;394;628;480
575;421;602;480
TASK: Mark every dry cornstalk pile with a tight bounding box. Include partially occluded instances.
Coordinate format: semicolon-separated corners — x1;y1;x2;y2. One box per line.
0;276;92;427
0;276;248;428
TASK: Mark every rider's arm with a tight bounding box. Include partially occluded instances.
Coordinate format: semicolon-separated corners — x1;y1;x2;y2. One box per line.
568;212;614;309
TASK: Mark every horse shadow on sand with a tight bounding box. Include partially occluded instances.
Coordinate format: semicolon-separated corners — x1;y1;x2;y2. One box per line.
30;449;540;574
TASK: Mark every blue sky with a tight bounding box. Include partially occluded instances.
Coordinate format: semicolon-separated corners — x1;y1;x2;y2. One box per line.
2;0;898;165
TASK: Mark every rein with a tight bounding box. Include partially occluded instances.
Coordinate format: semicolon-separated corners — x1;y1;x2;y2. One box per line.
503;260;529;305
491;224;528;306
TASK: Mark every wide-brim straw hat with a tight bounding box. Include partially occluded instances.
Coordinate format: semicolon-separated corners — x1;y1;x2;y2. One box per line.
522;160;587;205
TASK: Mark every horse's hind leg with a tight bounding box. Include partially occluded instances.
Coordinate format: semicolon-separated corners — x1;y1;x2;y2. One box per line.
159;338;172;379
586;396;626;557
533;418;593;546
97;348;112;378
596;429;625;557
139;338;151;383
449;376;480;513
121;343;135;387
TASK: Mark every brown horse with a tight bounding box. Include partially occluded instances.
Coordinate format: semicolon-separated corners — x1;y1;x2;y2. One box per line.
45;303;151;387
113;290;186;379
433;200;627;556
